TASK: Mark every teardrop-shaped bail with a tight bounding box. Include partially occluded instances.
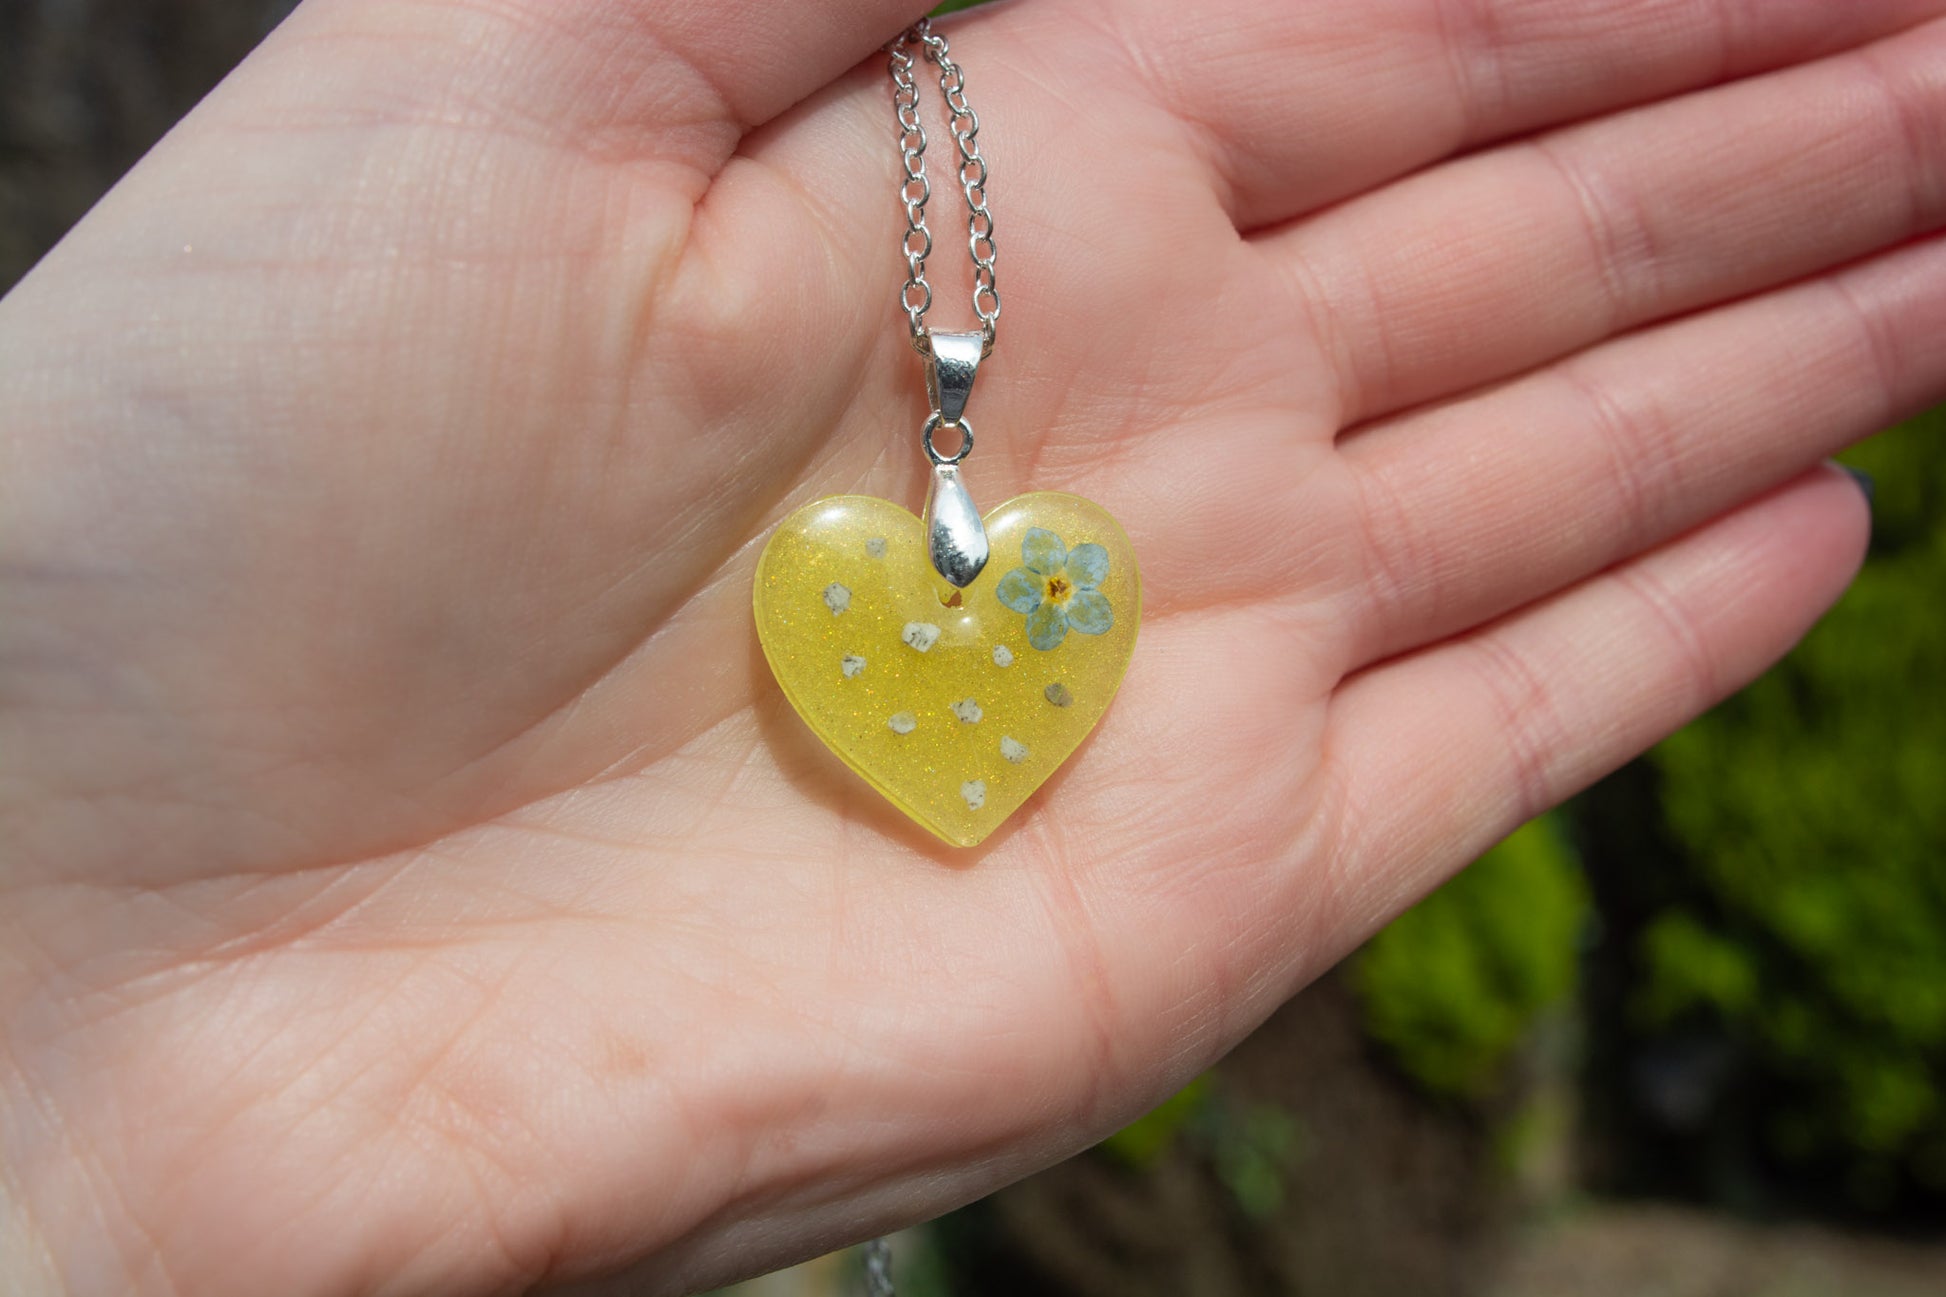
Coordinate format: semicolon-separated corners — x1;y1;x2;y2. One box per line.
924;452;989;588
924;329;985;431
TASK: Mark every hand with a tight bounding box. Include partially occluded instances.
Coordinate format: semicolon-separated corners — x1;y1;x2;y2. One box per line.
3;0;1941;1292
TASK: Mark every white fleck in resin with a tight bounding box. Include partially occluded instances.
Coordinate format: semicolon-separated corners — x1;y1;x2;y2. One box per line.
1000;736;1029;764
887;712;917;735
865;537;888;558
841;654;866;679
960;779;987;810
950;698;983;724
901;622;942;652
992;644;1014;667
822;583;852;614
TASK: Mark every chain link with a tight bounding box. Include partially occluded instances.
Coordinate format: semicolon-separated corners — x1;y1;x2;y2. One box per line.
861;1236;896;1297
887;17;999;357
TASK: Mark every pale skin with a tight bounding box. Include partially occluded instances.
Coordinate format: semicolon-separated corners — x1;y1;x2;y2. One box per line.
1;0;1943;1291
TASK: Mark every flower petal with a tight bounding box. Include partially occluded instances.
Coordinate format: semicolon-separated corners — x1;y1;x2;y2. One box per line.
1066;542;1110;589
1026;601;1069;651
1021;527;1066;576
995;567;1043;614
1065;588;1114;636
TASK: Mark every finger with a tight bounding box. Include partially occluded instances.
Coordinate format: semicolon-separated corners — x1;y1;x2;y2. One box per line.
1340;232;1946;668
1058;0;1946;230
1259;15;1946;428
1322;465;1868;926
222;0;936;177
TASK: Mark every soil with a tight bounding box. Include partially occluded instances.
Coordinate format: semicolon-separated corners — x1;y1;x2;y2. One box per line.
1492;1203;1946;1297
945;972;1505;1297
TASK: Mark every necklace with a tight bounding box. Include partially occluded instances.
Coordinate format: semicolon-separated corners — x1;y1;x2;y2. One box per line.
753;18;1141;848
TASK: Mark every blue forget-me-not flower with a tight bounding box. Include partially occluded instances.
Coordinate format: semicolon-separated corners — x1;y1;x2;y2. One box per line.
995;528;1113;651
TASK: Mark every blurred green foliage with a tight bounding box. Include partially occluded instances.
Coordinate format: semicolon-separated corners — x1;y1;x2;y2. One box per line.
1640;410;1946;1199
1207;1100;1304;1220
1354;816;1589;1099
1100;1073;1214;1169
1099;1074;1302;1219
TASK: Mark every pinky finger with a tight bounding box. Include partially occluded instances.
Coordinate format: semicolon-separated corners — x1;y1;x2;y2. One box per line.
1318;466;1869;926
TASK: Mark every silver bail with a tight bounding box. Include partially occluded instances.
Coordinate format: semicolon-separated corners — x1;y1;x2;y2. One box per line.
924;330;984;428
925;460;988;588
920;330;990;587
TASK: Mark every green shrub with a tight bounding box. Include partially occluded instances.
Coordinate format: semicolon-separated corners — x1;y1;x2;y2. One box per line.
1355;815;1589;1099
1640;411;1946;1196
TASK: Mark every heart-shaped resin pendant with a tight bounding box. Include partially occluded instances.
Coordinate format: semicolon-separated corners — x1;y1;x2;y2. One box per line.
767;19;1136;847
755;492;1139;846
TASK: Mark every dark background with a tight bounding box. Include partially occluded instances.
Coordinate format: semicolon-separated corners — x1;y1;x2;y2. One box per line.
5;4;1942;1294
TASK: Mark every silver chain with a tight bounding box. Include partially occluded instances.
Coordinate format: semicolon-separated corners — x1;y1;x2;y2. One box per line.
860;1236;895;1297
888;17;999;357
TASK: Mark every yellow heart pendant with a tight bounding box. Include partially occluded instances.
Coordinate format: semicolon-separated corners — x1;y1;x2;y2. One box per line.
755;491;1140;846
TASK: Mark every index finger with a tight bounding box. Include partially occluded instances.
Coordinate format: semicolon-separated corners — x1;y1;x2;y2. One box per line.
1049;0;1946;230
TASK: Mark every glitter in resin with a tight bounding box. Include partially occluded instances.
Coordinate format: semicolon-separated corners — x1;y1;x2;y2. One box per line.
753;493;1140;847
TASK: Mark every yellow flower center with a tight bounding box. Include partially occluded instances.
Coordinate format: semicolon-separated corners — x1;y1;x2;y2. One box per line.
1045;574;1071;603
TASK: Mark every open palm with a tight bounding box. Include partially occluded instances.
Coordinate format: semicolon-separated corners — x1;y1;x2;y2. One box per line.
4;0;1944;1292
